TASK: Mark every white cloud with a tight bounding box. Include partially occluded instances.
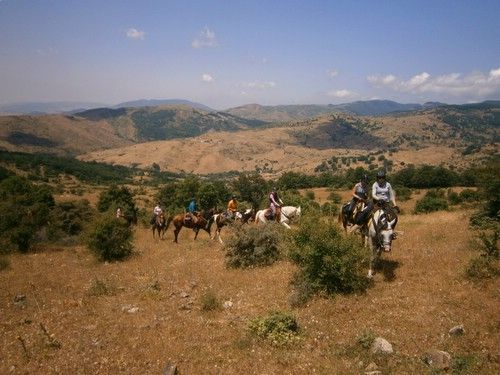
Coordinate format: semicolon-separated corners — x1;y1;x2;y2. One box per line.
367;68;500;99
202;73;214;83
192;27;218;48
327;69;339;78
126;28;145;40
327;89;357;99
241;81;276;89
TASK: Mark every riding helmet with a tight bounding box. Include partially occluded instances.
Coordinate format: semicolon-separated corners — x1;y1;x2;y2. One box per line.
376;170;386;179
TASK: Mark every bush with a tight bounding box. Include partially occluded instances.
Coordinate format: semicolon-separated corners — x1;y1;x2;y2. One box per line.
0;256;10;271
47;200;95;242
414;190;449;214
287;216;369;298
248;311;300;346
395;186;412;202
85;216;133;261
466;226;499;280
224;223;283;268
200;290;221;311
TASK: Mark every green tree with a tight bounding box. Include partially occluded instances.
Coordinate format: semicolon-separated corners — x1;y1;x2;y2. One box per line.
231;173;268;210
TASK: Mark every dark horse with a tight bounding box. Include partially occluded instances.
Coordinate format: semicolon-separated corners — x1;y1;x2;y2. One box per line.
171;209;214;243
152;212;167;239
338;200;366;232
209;208;255;244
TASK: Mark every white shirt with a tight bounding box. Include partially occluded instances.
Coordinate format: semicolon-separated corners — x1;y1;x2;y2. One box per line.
372;181;395;204
153;205;163;215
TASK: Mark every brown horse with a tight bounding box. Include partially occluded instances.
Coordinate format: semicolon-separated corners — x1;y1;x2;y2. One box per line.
171;210;214;243
152;213;167;239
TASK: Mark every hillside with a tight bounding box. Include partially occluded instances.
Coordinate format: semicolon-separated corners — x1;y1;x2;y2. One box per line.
1;102;498;175
79;105;500;177
0;189;498;374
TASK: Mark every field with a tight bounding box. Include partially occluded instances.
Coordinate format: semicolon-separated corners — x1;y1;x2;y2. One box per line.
0;189;498;374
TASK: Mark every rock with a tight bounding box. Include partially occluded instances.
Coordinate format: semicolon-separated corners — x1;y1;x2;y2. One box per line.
223;300;233;309
371;337;393;354
13;294;27;308
180;292;190;298
163;363;178;375
121;304;139;314
365;371;381;375
424;349;451;370
449;325;465;336
365;362;378;371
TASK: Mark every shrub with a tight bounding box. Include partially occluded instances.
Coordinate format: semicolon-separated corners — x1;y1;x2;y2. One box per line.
224;223;283;268
85;216;133;261
200;290;221;311
447;189;462;205
305;190;315;200
287;216;369;297
88;277;116;296
414;190;449;214
459;188;482;202
47;200;95;242
466;226;499;280
249;311;300;346
395;186;412;202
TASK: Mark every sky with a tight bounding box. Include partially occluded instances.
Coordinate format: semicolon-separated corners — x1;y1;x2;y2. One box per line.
0;0;499;110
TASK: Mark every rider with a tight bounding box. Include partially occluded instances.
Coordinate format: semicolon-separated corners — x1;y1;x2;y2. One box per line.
269;187;284;222
372;169;399;234
151;202;163;224
347;174;369;222
227;195;238;219
186;197;198;224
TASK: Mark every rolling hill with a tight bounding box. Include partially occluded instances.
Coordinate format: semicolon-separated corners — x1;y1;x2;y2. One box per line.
0;101;498;177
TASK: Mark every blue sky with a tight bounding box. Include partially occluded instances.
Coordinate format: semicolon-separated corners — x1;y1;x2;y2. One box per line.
0;0;499;109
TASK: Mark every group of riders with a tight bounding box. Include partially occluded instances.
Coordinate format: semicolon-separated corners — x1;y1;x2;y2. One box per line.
145;187;286;227
127;169;398;234
344;169;400;237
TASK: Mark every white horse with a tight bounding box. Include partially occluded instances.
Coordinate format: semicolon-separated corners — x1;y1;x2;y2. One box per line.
255;206;301;229
365;208;396;278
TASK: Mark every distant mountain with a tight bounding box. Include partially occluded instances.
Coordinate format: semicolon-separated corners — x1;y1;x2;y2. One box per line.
226;100;449;122
0;101;106;115
113;99;214;112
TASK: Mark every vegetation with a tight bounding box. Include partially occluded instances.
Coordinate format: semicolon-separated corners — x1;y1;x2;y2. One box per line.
47;200;95;243
0;176;54;252
85;215;133;261
200;290;221;311
248;311;300;346
0;150;135;184
287;216;369;302
414;190;449;214
224;223;283;268
466;225;499;281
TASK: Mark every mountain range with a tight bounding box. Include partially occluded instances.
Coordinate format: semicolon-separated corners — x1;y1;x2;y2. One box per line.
0;98;449;117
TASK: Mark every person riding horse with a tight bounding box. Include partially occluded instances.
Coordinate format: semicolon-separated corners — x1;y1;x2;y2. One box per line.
268;187;284;222
346;174;370;223
371;170;399;237
150;202;163;225
116;207;123;219
185;197;198;224
226;195;238;219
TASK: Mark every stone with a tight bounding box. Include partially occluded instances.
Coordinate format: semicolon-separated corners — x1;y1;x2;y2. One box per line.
365;362;379;371
424;349;451;370
371;337;393;354
163;363;178;375
449;325;465;336
223;300;233;309
13;294;27;308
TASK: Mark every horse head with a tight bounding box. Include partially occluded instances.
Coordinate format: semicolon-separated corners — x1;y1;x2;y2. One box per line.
374;211;395;252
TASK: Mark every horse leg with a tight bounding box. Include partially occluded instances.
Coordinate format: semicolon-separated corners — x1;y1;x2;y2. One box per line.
173;226;181;243
194;228;200;240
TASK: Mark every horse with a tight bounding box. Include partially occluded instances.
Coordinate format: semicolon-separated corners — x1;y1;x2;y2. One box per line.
338;200;366;232
210;208;255;244
365;208;397;278
255;206;301;229
171;209;214;243
152;212;167;239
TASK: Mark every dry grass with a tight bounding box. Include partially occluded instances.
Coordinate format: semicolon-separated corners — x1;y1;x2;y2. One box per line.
0;192;498;374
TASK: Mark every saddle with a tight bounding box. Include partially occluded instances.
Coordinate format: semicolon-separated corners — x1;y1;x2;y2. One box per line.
183;213;193;224
264;208;274;220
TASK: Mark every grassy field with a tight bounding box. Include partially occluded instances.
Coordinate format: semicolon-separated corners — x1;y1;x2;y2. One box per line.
0;190;498;374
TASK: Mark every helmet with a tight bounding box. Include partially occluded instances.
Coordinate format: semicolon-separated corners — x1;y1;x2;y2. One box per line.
273;186;277;191
361;174;368;182
376;170;386;179
232;195;237;199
